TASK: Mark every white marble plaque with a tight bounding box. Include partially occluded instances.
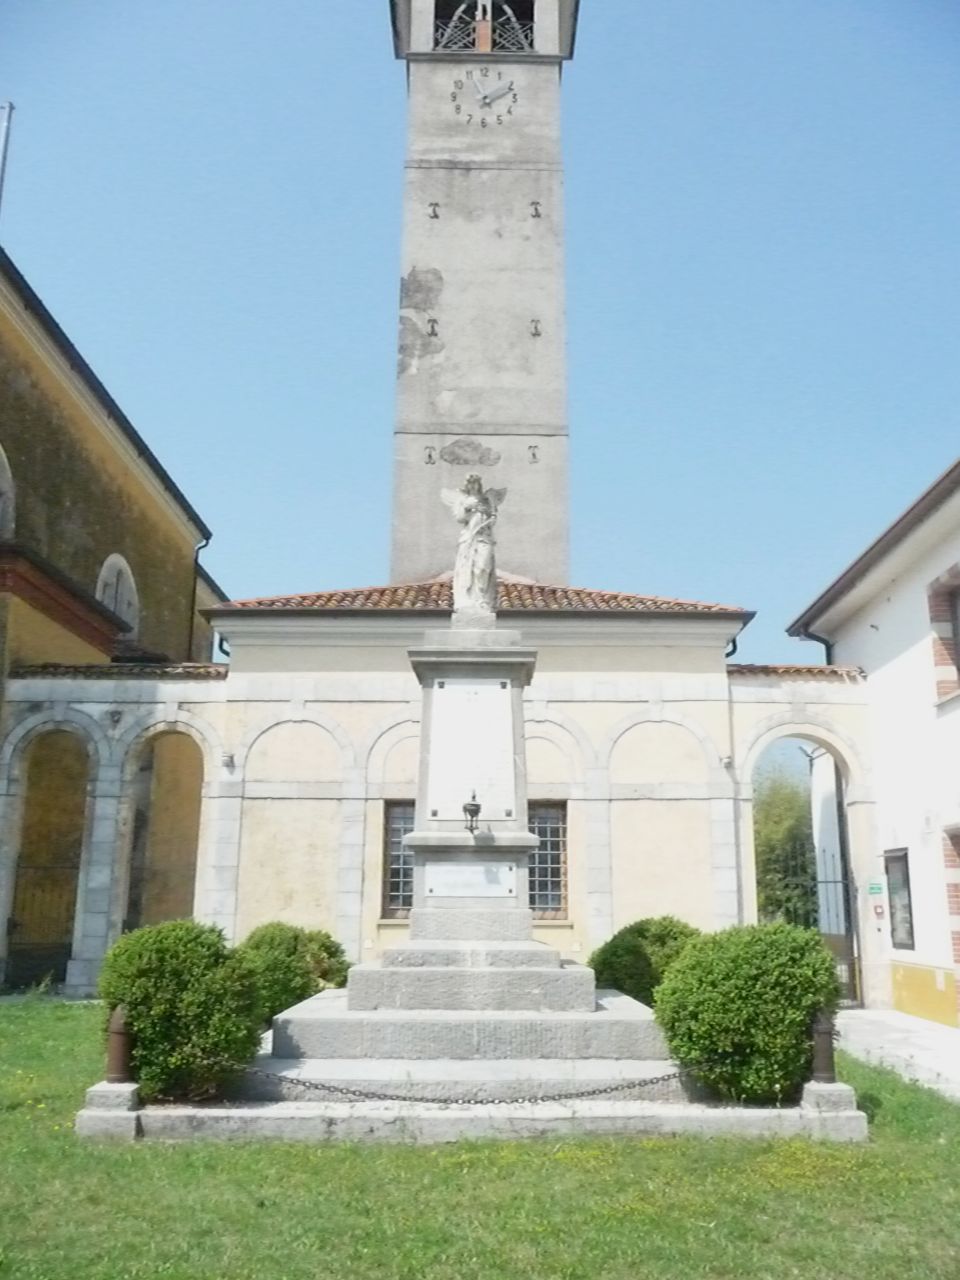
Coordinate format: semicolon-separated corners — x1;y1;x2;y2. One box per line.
426;677;516;820
424;861;515;899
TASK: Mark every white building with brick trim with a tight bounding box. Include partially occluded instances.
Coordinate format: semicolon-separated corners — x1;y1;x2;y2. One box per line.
790;458;960;1027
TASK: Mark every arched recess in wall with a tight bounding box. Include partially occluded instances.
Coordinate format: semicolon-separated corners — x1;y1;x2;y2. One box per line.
123;731;205;930
5;729;90;987
0;442;15;539
237;720;345;938
364;719;420;797
608;719;713;787
525;719;584;793
607;719;715;932
96;553;140;638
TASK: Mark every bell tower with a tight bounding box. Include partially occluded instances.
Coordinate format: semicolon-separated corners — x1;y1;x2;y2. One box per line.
389;1;579;586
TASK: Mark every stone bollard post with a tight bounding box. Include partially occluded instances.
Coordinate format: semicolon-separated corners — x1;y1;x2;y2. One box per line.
106;1005;133;1083
74;1004;142;1141
800;1006;867;1139
811;1008;837;1084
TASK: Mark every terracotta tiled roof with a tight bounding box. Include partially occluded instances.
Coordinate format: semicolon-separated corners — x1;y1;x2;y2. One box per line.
9;663;229;680
217;580;748;616
727;663;862;679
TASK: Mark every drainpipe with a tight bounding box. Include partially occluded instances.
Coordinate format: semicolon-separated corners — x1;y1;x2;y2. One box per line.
186;535;210;661
798;625;834;665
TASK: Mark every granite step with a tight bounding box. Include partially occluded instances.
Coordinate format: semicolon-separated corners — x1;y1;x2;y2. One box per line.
272;989;670;1060
346;962;595;1012
239;1055;693;1103
382;941;562;969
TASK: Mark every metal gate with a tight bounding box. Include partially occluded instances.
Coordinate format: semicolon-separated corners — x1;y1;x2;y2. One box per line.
5;862;79;988
760;846;860;1005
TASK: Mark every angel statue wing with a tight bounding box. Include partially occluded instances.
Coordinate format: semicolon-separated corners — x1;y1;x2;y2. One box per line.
484;487;507;512
441;488;470;522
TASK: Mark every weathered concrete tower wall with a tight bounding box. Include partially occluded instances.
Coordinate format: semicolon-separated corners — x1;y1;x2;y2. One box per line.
390;0;575;585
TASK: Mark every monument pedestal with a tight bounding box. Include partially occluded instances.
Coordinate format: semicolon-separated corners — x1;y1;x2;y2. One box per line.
248;621;674;1089
220;618;867;1140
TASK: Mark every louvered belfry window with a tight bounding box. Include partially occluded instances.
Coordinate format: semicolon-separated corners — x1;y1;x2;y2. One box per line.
434;3;535;54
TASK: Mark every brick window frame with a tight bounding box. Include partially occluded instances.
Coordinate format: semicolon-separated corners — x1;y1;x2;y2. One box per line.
926;566;960;699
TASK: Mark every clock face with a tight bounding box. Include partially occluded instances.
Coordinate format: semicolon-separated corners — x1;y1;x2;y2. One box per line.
449;67;520;128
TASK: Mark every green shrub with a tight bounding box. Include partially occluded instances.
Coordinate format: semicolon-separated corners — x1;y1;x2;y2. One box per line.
303;929;349;989
98;920;263;1102
238;923;319;1020
655;923;840;1105
588;916;700;1006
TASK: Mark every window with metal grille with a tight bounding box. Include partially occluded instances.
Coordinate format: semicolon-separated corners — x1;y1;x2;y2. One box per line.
884;848;915;950
528;802;567;919
382;801;416;918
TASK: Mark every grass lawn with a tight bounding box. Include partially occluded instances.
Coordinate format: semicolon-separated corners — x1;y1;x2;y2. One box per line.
1;998;959;1280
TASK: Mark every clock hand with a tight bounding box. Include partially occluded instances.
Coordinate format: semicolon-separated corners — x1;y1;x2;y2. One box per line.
485;81;514;106
473;78;486;104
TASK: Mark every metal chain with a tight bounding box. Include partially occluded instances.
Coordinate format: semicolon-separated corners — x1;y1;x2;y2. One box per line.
247;1065;690;1107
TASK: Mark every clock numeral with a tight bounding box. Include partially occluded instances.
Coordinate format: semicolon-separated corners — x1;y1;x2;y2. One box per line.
481;67;490;77
530;320;542;338
530;201;542;219
428;203;440;220
425;447;437;465
454;79;464;89
455;104;462;114
427;318;440;338
481;117;488;128
529;445;540;463
450;92;458;102
496;115;503;126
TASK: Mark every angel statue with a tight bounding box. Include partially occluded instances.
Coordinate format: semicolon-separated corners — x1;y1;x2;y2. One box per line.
441;475;506;619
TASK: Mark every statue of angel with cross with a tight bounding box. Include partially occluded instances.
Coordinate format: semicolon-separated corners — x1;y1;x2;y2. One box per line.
442;475;506;619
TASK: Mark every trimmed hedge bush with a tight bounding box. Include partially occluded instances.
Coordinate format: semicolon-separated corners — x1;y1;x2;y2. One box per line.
238;924;350;1022
238;923;321;1020
302;929;350;990
98;920;263;1101
588;916;700;1006
655;923;840;1105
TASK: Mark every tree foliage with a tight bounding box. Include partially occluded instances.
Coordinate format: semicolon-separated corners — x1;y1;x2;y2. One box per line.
754;769;818;927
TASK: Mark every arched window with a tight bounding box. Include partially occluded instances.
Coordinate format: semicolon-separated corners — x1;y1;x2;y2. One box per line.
0;442;15;539
96;554;140;637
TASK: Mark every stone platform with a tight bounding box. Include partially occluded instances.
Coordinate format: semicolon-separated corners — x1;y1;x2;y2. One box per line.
77;1092;869;1144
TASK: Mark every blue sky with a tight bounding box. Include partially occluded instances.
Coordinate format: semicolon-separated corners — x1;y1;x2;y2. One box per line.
3;1;959;662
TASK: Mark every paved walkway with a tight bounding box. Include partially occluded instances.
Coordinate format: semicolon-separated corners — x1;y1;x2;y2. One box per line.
837;1008;960;1103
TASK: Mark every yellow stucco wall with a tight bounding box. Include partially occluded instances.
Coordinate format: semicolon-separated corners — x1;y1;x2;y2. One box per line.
0;309;203;661
6;596;107;666
891;962;958;1027
139;734;204;925
10;731;89;949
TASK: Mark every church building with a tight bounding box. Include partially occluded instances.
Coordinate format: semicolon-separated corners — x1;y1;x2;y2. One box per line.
0;1;911;1022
